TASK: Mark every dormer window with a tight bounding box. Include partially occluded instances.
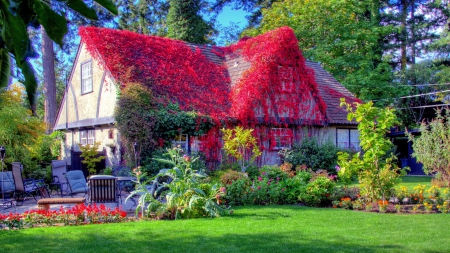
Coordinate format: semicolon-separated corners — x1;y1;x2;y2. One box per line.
81;61;93;94
278;66;294;92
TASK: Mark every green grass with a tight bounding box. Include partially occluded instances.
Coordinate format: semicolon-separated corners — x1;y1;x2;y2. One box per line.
2;205;450;253
342;175;433;190
398;176;433;191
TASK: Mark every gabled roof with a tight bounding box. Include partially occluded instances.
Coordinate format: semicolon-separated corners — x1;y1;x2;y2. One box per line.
79;26;359;126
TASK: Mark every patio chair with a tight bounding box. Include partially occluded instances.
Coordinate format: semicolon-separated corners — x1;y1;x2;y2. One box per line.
11;162;44;205
88;175;119;207
51;160;69;196
0;171;15;198
65;170;88;197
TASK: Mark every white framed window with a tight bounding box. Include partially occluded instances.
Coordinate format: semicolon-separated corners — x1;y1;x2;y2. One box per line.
80;129;95;145
278;66;294;92
172;134;188;151
81;61;93;94
337;129;360;150
270;128;292;150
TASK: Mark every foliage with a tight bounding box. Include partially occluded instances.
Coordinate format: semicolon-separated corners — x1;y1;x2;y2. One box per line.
129;146;231;219
242;0;398;102
298;176;335;207
408;108;450;184
223;178;252;206
166;0;213;44
219;170;248;185
279;137;340;174
250;171;306;205
222;127;261;171
31;130;65;164
0;84;47;177
338;100;404;202
79;142;106;175
81;26;230;121
82;25;357;164
114;84;214;168
0;0;117;113
117;0;169;36
0;204;127;229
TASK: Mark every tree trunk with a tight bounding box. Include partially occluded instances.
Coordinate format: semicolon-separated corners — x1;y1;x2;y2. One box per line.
42;26;57;134
400;0;407;71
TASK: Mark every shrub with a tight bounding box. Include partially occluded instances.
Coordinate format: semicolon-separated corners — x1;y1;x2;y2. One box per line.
299;176;336;207
79;141;106;175
280;137;340;174
224;178;252;206
259;165;289;181
409;108;450;185
0;84;47;178
338;100;404;202
220;170;248;185
222;127;262;172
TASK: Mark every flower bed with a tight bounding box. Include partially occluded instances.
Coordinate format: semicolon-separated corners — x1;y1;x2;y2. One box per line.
0;204;128;230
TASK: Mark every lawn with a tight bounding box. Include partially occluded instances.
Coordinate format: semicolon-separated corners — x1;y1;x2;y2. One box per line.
1;205;449;253
398;176;432;190
343;175;433;191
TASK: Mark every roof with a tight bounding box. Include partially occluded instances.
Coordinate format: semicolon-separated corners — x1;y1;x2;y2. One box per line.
79;26;359;126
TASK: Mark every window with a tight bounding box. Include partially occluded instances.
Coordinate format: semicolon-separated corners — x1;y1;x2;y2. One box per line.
172;134;188;151
337;129;360;150
278;66;294;92
80;129;95;145
81;61;92;94
270;128;292;150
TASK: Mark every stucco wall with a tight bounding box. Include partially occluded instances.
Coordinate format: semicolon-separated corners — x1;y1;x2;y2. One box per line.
56;43;120;168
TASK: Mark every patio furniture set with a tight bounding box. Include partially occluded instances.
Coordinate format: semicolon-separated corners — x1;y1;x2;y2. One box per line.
0;159;137;212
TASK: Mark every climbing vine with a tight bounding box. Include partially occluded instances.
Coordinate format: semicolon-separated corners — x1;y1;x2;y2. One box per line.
81;26;357;167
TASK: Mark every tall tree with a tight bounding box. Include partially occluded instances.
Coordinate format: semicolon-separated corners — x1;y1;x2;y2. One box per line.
117;0;169;35
42;27;57;133
242;0;402;102
166;0;213;44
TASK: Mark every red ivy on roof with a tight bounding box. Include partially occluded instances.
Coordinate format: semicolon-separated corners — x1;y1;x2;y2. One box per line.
224;27;327;126
79;27;231;120
80;26;327;126
80;26;343;165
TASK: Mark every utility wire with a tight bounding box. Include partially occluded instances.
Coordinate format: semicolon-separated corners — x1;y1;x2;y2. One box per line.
372;89;450;101
396;104;450;110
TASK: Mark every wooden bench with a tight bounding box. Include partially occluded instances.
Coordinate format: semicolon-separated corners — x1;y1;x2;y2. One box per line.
37;197;86;210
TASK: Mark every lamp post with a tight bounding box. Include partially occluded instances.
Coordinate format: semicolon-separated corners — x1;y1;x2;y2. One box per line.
0;146;6;201
133;142;139;168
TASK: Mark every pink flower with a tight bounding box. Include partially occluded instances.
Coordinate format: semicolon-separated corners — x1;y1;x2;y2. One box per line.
183;155;191;162
258;176;263;181
335;165;340;172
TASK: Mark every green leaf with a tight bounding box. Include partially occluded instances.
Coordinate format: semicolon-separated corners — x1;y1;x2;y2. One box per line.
2;2;30;62
93;0;118;15
19;60;38;114
31;0;67;46
0;49;10;89
65;0;98;20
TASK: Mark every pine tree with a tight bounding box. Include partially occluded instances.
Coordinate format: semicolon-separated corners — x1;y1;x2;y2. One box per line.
117;0;169;35
166;0;212;44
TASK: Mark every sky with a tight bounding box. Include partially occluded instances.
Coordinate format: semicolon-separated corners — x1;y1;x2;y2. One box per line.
216;6;249;28
206;6;249;45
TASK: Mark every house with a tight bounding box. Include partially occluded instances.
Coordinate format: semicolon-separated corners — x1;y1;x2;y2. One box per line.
54;26;360;170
